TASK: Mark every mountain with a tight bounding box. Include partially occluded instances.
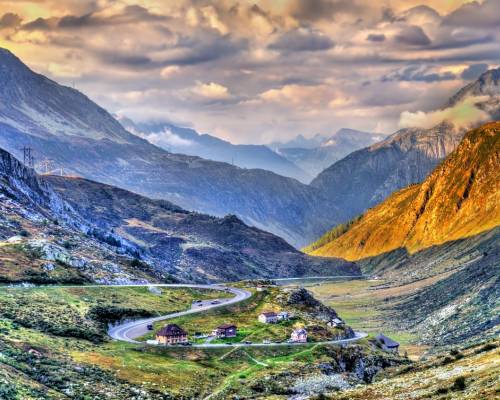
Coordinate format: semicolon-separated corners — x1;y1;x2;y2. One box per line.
0;145;359;283
0;47;339;248
311;68;500;221
447;68;500;118
45;175;359;282
119;117;312;183
268;133;327;150
306;122;500;260
275;129;385;178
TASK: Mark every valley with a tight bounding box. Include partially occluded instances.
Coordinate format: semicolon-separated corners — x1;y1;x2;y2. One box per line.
0;3;499;398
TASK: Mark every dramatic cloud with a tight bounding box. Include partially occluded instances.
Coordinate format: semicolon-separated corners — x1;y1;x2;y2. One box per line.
192;81;231;99
399;96;491;129
0;0;498;144
366;33;385;42
394;25;431;46
0;12;22;29
269;28;334;52
461;63;489;80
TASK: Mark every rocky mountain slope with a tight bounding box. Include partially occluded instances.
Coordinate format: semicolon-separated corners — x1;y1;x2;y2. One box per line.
310;69;500;221
119;117;311;183
307;122;500;260
44;174;359;283
0;47;338;248
275;129;385;178
0;144;359;283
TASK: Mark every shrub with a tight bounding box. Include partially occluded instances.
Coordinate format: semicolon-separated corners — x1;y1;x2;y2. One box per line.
452;376;466;391
0;381;17;400
19;229;30;237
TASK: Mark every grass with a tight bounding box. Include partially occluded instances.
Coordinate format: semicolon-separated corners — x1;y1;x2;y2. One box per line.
305;279;426;358
142;287;345;344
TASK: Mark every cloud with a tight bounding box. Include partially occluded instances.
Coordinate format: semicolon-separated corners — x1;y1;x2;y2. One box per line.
139;129;195;149
160;65;180;78
22;17;52;31
461;63;489;80
0;12;22;29
399;95;491;129
383;65;457;82
394;25;431;46
443;0;500;28
192;81;231;99
164;33;247;66
269;28;334;52
287;0;363;22
366;33;385;42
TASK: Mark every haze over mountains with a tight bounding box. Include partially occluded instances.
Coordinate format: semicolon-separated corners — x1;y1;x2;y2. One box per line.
271;129;385;178
119;117;312;183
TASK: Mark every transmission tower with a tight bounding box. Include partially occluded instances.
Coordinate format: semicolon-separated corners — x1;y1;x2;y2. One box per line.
20;146;34;168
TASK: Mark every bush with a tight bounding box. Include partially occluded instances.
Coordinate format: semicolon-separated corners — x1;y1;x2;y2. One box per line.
19;229;30;237
0;381;17;400
452;376;466;391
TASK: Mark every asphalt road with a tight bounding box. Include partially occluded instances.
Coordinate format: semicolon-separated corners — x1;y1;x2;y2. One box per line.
107;284;252;343
106;283;367;348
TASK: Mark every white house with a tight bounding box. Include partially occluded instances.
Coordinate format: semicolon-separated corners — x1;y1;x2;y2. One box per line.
290;328;307;343
277;311;289;321
258;311;278;324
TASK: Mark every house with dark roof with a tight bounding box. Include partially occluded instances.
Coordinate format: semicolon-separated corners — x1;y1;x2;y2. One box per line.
375;334;399;353
212;324;237;338
258;311;278;324
156;324;188;345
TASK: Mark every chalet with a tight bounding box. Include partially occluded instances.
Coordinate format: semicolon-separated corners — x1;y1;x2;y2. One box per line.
258;311;278;324
212;324;237;338
290;328;307;343
375;334;399;353
277;311;289;321
156;324;188;345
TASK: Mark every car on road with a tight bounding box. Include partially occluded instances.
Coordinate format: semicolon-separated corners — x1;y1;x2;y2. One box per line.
263;339;271;344
211;300;220;304
244;341;252;344
147;324;154;331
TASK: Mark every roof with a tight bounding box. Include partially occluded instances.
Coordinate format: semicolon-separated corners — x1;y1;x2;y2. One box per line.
157;324;187;337
217;324;237;330
260;311;277;317
278;311;289;315
376;334;399;347
293;328;307;335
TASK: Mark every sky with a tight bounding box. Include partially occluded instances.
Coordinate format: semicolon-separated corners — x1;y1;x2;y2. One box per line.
0;0;499;144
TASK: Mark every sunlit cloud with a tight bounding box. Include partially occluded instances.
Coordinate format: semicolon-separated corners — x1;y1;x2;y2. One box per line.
0;0;498;143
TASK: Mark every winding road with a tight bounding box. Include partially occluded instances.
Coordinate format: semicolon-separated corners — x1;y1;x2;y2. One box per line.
108;284;251;343
106;283;367;347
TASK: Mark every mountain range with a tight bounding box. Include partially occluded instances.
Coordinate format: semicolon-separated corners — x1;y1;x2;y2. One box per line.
0;47;339;248
306;122;500;260
1;47;499;250
0;145;359;283
118;117;312;182
272;129;385;178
